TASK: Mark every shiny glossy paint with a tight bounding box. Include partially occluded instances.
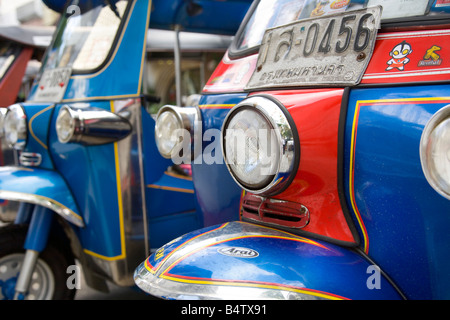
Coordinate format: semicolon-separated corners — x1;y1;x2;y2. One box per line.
136;19;450;298
49;101;127;258
0;166;82;226
23;103;55;169
137;221;403;300
362;29;450;84
345;84;450;299
0;0;256;299
0;0;235;294
253;89;357;245
193;93;248;227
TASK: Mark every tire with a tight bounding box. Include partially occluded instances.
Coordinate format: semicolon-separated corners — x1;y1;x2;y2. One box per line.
0;224;76;300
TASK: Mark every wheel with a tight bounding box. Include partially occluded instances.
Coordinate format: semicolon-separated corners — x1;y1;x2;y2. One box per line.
0;224;76;300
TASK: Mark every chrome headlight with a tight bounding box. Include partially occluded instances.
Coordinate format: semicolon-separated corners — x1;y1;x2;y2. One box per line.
56;105;132;145
55;106;80;143
154;105;200;162
420;105;450;200
4;104;27;150
222;96;299;196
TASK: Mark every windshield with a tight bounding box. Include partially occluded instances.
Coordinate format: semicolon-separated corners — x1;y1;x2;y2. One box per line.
42;0;129;73
234;0;450;53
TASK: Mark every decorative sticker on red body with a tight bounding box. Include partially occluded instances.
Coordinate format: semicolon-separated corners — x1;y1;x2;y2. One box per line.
204;29;450;93
435;0;450;7
362;29;450;84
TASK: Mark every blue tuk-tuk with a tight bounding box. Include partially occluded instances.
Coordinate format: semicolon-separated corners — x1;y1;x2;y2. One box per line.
135;0;450;300
0;0;251;300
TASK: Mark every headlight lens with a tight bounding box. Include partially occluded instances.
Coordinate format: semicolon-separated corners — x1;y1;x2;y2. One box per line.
224;108;279;189
4;104;27;150
222;96;298;196
420;105;450;199
56;106;77;143
155;109;183;158
154;105;200;161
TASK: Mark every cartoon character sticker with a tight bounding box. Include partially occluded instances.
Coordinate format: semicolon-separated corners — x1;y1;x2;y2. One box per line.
310;0;349;17
386;41;413;71
418;45;442;67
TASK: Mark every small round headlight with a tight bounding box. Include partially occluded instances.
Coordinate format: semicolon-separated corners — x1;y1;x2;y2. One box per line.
154;105;200;161
222;96;298;196
56;106;77;143
4;104;27;150
420;105;450;199
155;109;183;158
224;107;280;189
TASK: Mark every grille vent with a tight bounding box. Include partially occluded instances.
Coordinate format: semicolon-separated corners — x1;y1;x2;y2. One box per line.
241;193;309;229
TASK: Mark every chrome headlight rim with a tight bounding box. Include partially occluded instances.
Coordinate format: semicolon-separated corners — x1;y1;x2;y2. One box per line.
4;103;27;150
154;105;201;161
56;105;82;143
221;95;299;196
420;104;450;200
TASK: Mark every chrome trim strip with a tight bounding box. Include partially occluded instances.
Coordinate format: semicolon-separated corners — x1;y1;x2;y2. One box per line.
19;152;42;167
89;98;147;286
0;190;84;227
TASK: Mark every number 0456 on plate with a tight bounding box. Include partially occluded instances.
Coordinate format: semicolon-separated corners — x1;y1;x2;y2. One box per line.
246;6;382;90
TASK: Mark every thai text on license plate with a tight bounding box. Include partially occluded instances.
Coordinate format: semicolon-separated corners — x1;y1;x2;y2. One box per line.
246;6;382;90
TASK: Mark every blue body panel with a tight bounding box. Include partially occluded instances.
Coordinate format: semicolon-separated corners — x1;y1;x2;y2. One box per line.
345;84;450;299
137;221;403;300
48;102;124;256
193;93;248;226
0;166;82;225
23;103;56;169
146;171;201;249
141;109;203;249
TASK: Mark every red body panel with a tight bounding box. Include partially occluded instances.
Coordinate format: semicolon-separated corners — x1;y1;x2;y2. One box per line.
0;47;33;107
251;89;356;244
202;28;449;245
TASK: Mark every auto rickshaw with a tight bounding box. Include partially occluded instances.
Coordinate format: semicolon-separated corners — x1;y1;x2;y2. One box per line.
135;0;450;300
0;0;252;300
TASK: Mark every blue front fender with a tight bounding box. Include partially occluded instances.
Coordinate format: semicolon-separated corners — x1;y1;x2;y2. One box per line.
135;221;404;300
0;166;83;227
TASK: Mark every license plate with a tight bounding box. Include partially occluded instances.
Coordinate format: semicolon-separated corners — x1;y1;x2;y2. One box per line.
33;67;71;102
246;6;382;90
